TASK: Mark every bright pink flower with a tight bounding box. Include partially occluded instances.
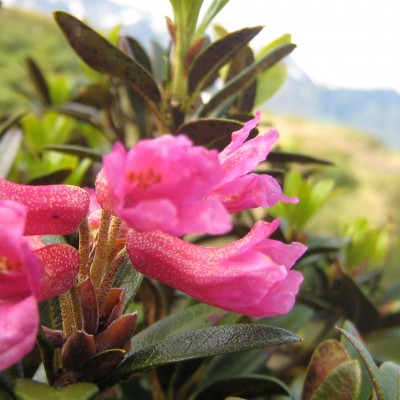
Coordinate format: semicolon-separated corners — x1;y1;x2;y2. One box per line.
95;136;231;236
0;178;90;235
0;200;80;371
127;220;306;317
212;111;298;213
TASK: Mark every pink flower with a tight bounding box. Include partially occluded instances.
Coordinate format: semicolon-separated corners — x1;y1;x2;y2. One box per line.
0;200;80;371
127;220;306;317
0;178;90;235
95;136;231;236
212;111;298;213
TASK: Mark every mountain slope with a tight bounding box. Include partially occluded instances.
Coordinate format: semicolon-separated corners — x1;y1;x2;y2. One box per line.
266;69;400;149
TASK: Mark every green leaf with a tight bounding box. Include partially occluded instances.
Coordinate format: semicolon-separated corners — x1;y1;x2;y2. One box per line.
25;57;51;104
44;144;102;162
328;273;380;333
0;128;22;179
267;151;333;165
105;324;299;384
131;303;227;352
0;112;26;139
340;320;374;400
337;326;389;400
192;374;294;400
53;12;166;126
13;379;98;400
187;26;263;104
194;0;230;40
27;169;72;185
309;360;361;400
254;62;287;105
379;362;400;399
198;43;296;117
119;36;153;74
302;339;357;400
269;171;337;233
113;260;143;310
176;118;257;150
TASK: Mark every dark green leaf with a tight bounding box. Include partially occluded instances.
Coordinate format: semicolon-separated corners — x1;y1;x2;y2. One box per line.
25;57;51;104
114;260;143;310
119;36;153;74
54;12;166;125
193;374;294;400
27;169;71;185
187;26;263;98
107;324;300;382
328;273;380;333
0;112;26;138
45;144;102;162
176;118;257;150
226;46;256;112
49;104;102;130
199;43;296;117
13;379;98;400
337;326;389;400
130;303;229;352
267;151;333;165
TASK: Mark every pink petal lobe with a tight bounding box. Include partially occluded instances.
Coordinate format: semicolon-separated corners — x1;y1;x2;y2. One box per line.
0;295;39;371
34;244;80;301
0;178;90;235
127;220;306;318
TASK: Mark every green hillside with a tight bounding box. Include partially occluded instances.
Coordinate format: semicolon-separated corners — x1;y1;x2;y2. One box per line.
0;8;79;114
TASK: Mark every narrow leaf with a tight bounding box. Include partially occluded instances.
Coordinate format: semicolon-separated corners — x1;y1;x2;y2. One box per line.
0;129;22;178
0;112;26;139
54;12;166;125
119;36;153;74
45;144;102;162
194;0;230;39
131;303;227;352
199;43;296;117
25;57;51;104
188;26;263;97
106;325;300;382
176;118;257;150
267;151;333;165
336;326;389;400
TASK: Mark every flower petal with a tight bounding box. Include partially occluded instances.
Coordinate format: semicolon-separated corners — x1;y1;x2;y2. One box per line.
127;220;306;318
0;178;90;235
34;244;80;301
0;295;39;371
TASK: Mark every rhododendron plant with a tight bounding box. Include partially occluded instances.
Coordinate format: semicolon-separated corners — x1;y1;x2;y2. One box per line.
127;220;306;317
0;200;81;371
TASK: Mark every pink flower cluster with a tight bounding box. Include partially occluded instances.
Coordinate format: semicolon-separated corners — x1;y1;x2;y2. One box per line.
0;180;89;371
95;111;306;317
0;112;306;371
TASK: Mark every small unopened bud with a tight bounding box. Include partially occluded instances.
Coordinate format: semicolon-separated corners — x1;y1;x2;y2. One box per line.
61;330;97;371
100;288;126;329
42;326;66;348
95;313;137;353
